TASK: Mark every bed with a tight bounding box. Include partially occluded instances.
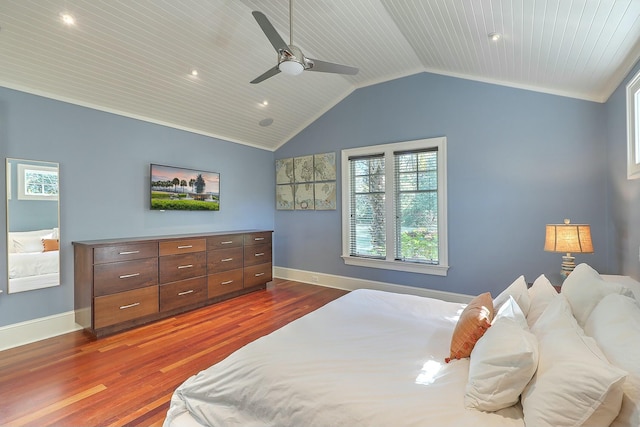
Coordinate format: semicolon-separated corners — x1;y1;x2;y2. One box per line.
164;263;640;427
7;228;60;292
8;251;59;290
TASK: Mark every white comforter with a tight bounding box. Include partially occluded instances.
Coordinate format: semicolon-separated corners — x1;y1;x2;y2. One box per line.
8;250;59;279
164;289;525;427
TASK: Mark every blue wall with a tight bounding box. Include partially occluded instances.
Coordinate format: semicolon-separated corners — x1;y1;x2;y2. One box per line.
605;60;640;280
275;72;610;297
2;67;635;329
0;87;275;327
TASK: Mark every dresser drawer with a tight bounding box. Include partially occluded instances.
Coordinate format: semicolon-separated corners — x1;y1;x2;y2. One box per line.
243;243;272;267
94;258;158;297
207;247;243;272
94;286;159;329
159;252;206;284
94;242;158;264
207;234;243;250
208;268;243;298
244;263;272;288
160;277;207;312
159;238;206;256
244;232;272;246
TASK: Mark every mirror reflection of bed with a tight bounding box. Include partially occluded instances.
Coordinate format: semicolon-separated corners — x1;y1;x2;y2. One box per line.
8;228;60;292
6;158;60;294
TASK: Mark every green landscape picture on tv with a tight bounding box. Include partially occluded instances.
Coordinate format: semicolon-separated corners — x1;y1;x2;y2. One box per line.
150;164;220;211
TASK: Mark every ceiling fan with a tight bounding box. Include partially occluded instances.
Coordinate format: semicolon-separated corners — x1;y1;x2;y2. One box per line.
250;0;359;84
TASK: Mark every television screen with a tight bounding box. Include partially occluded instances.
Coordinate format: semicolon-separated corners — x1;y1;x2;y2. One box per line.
150;164;220;211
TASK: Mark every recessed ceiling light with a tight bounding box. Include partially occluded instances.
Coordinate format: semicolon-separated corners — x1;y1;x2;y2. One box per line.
262;100;268;106
190;69;199;77
259;118;273;127
60;13;75;26
488;32;502;42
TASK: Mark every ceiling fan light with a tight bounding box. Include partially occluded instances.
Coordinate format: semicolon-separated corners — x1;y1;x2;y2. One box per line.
279;60;304;76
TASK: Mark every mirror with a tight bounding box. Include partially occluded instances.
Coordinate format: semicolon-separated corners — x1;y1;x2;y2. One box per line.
6;158;60;293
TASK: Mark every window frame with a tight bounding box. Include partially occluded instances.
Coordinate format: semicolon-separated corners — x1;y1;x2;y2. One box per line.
341;137;449;276
626;69;640;180
17;163;59;201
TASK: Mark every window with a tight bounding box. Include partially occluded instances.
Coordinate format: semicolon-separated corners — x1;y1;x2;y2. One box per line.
341;137;448;276
626;69;640;180
17;163;59;200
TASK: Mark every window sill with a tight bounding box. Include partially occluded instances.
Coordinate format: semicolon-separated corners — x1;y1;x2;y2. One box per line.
342;255;449;276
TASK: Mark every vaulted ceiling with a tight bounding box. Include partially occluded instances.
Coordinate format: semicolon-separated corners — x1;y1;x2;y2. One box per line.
1;0;640;151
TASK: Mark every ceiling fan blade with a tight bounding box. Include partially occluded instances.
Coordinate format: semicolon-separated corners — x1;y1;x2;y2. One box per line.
250;66;281;84
307;58;358;75
306;58;358;75
252;11;288;53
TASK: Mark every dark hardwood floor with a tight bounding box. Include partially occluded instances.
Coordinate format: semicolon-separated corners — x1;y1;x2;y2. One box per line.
0;279;347;427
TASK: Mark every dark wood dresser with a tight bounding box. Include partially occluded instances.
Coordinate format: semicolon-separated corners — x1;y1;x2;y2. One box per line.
73;230;273;337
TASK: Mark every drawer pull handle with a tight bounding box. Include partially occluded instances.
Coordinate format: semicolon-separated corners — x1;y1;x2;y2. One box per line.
119;250;140;255
255;272;265;277
221;258;233;262
119;273;140;279
177;264;193;269
120;302;140;310
255;253;264;257
221;280;234;285
254;237;265;241
177;245;193;249
178;290;194;296
221;241;234;244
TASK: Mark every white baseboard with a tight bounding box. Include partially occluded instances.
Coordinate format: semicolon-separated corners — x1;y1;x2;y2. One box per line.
0;311;82;352
273;267;473;304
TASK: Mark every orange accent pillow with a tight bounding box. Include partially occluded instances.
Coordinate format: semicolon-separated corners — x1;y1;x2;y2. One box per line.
446;292;494;362
42;238;59;252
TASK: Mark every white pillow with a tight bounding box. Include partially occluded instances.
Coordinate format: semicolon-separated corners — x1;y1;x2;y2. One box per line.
13;234;46;253
522;295;627;427
562;263;635;327
465;297;538;411
526;274;558;328
7;229;54;253
585;293;640;427
530;293;577;337
493;275;530;317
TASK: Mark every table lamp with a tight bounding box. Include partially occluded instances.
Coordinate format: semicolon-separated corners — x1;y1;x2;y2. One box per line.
544;219;594;279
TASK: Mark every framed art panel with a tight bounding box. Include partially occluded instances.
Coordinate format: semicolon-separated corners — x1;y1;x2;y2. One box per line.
294;155;314;183
276;184;294;210
313;152;336;181
314;182;336;210
294;183;314;210
276;158;294;184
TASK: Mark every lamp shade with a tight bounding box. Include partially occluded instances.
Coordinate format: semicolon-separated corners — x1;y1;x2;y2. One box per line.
544;220;593;254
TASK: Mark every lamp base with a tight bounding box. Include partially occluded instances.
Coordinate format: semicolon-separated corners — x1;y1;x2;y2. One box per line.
560;253;576;280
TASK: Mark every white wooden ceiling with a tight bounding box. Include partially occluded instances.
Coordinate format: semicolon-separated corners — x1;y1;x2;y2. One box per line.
1;0;639;151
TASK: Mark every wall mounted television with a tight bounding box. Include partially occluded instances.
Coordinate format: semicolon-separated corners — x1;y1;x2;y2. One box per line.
150;164;220;211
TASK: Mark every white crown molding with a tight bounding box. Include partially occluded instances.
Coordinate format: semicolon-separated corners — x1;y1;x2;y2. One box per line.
0;81;274;152
273;266;473;304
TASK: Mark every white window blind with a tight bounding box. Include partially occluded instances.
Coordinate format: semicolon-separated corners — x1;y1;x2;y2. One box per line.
394;148;439;264
349;154;385;258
